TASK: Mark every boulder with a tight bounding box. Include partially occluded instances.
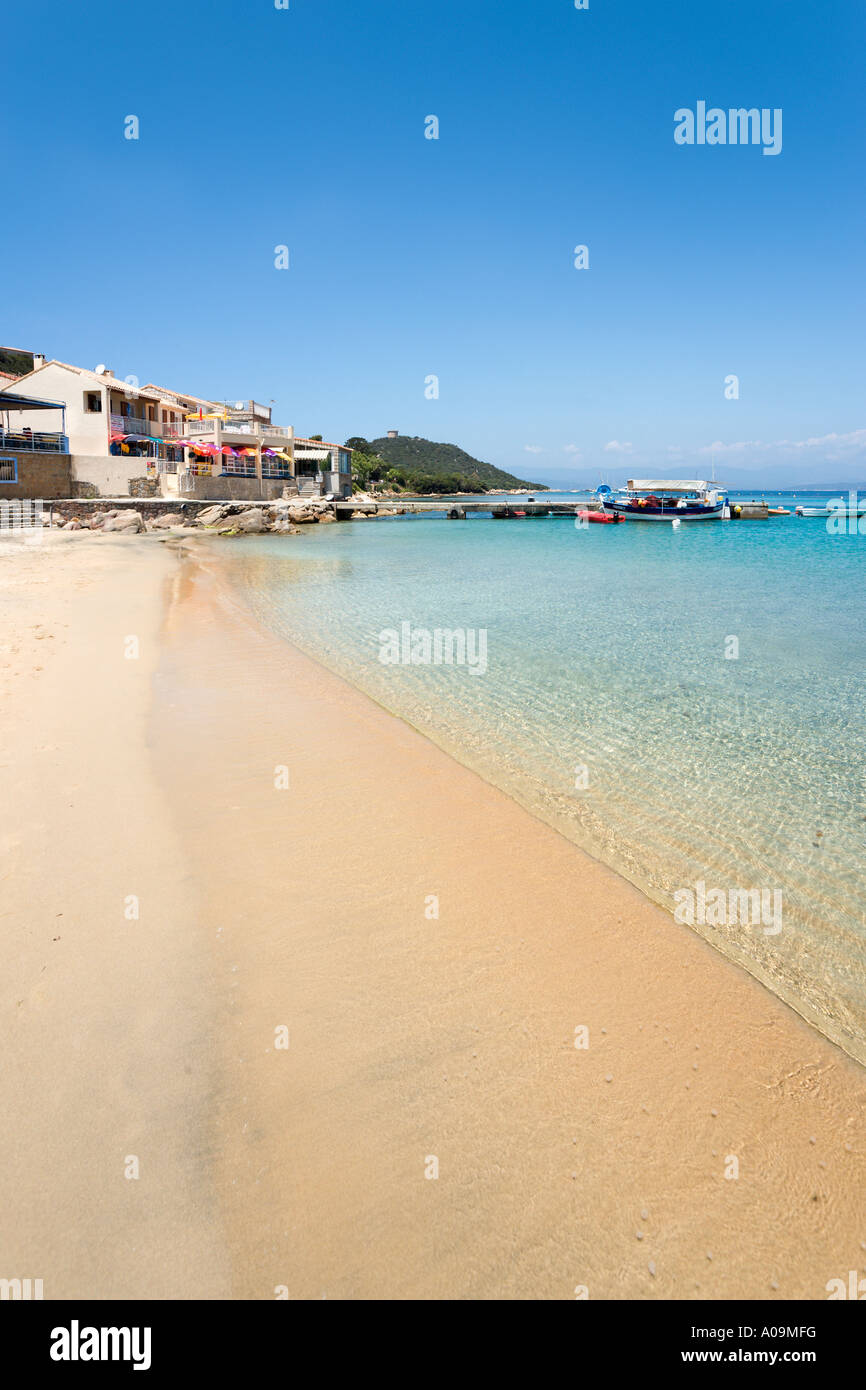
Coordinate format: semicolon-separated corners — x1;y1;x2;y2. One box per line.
287;508;318;524
149;512;186;529
232;509;267;534
63;519;82;530
270;520;301;535
196;504;229;528
317;513;336;524
103;511;144;533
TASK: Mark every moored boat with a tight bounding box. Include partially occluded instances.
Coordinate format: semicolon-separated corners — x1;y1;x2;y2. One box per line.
596;480;727;521
576;508;622;524
795;498;866;517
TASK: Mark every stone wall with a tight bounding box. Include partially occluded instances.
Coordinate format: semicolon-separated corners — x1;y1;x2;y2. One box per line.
43;498;336;526
44;498;220;525
128;475;161;499
0;451;72;499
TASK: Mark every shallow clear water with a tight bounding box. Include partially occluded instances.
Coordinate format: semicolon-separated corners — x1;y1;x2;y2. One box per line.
221;493;866;1061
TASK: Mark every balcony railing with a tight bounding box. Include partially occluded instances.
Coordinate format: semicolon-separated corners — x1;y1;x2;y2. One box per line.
0;429;69;453
221;460;257;477
225;420;292;439
181;419;216;434
183;418;292;440
111;413;173;438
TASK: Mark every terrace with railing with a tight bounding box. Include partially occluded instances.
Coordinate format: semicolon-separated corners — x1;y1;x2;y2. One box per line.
0;428;69;453
220;457;257;477
110;413;174;438
183;417;292;440
262;459;293;479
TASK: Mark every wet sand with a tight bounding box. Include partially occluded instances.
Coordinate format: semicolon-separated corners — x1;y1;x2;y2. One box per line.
1;531;864;1299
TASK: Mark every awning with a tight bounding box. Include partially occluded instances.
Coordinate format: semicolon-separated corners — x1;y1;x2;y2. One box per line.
626;479;711;492
0;391;67;412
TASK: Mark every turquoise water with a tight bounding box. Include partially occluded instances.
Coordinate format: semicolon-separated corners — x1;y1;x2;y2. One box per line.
222;495;866;1062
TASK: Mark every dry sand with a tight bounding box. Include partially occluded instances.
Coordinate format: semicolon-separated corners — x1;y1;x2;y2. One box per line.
1;531;864;1299
0;531;230;1298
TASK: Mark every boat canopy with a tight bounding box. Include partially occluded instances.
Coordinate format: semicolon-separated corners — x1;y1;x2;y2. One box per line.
626;479;711;492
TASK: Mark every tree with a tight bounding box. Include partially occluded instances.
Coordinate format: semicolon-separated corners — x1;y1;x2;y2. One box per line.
345;436;370;452
351;450;385;491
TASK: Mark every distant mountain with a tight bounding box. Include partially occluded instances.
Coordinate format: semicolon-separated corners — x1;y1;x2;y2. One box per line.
368;436;547;491
537;462;866;492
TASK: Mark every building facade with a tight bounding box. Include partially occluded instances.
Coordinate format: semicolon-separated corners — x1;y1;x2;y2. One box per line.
0;358;353;500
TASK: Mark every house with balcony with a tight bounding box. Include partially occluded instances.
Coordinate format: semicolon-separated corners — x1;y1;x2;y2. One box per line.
0;358;187;496
0;356;352;501
143;387;298;501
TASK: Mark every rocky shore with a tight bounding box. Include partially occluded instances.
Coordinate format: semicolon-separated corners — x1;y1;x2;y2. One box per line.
35;495;403;537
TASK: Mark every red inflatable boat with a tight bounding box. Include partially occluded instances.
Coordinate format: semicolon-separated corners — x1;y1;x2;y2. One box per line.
576;509;622;524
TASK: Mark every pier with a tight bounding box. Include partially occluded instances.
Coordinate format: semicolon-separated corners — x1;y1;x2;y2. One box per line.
334;499;597;520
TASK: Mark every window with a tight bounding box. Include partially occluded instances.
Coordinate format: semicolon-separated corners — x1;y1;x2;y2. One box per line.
0;457;18;482
85;392;102;413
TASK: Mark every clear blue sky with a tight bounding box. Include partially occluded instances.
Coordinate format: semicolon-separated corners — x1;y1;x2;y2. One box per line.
3;0;864;485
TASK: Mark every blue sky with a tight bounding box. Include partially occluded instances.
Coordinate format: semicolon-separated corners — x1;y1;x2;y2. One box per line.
2;0;864;485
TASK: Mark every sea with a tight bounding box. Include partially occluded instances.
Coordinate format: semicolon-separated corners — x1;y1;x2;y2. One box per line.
220;490;866;1063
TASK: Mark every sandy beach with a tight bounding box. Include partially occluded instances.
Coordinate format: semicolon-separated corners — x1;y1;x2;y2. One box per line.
1;531;864;1300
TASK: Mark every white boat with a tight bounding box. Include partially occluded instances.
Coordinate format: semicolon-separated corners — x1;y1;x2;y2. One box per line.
795;498;866;517
596;479;727;521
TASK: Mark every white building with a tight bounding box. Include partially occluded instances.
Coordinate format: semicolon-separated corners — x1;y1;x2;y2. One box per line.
0;357;353;501
0;359;187;496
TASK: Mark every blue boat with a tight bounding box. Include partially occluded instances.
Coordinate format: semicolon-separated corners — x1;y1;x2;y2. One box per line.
597;479;728;521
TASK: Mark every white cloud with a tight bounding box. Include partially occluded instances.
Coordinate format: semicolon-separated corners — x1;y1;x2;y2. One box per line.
603;440;632;453
562;444;582;455
523;444;544;454
698;429;866;460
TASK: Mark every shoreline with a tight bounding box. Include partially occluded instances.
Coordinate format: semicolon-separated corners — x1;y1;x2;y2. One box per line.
157;539;864;1299
1;531;864;1298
